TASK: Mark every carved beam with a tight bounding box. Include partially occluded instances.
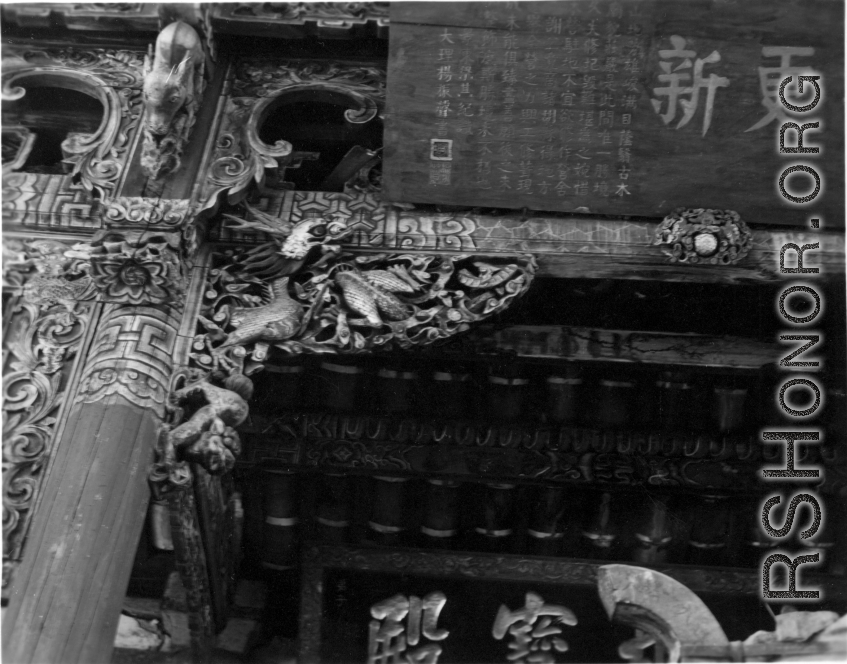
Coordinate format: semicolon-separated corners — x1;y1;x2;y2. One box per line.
485;325;777;369
0;3;159;31
211;191;845;284
210;3;389;40
238;411;844;470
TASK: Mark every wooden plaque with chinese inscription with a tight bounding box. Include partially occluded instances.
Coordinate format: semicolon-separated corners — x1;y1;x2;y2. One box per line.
382;1;844;226
299;546;772;663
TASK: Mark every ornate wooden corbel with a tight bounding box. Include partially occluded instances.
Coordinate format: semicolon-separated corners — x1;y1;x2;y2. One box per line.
655;208;753;265
1;47;145;196
199;59;385;211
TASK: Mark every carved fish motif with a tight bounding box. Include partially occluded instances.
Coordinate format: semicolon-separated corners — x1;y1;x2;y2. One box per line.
362;269;417;294
219;277;304;348
335;270;409;327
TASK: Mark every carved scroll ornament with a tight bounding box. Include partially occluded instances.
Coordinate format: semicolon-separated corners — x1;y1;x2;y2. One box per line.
1;49;145;195
2;239;94;593
655;208;753;265
200;60;384;211
2;126;36;174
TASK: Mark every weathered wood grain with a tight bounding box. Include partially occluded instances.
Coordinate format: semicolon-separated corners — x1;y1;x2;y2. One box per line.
1;398;157;664
383;1;844;226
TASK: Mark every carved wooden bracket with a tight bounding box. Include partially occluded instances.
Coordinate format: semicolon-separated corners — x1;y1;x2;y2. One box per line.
149;202;537;486
1;47;145;196
199;59;384;212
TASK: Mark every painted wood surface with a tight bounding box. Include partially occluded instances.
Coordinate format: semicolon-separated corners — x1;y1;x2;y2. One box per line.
383;1;844;226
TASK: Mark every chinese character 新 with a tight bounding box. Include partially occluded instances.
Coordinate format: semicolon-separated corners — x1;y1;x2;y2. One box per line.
746;47;818;132
492;592;577;664
650;35;730;136
368;592;449;664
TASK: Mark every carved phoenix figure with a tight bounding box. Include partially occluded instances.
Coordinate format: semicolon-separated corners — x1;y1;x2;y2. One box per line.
222;203;353;277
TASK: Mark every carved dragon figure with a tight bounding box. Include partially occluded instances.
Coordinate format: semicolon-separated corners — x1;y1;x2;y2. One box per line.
141;21;206;179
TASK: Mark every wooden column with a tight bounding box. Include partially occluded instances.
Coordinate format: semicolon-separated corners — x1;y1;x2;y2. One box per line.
2;304;180;664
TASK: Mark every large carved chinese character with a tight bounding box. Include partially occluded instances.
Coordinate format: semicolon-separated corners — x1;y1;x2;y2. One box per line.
368;592;449;664
492;592;577;663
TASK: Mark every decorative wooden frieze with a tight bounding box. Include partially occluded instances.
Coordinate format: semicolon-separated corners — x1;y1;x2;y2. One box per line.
0;3;159;32
199;59;385;211
238;426;844;496
1;46;145;197
211;191;845;283
212;3;389;39
101;196;193;228
2;239;95;595
194;247;535;360
150;206;535;485
10;227;190;307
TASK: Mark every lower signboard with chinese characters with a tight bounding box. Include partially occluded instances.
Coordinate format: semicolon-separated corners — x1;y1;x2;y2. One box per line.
298;545;774;663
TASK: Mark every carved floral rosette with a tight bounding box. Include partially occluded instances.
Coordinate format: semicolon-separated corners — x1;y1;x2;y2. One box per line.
2;239;93;593
654;208;753;265
200;59;385;211
1;48;145;196
85;231;186;305
189;249;536;373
